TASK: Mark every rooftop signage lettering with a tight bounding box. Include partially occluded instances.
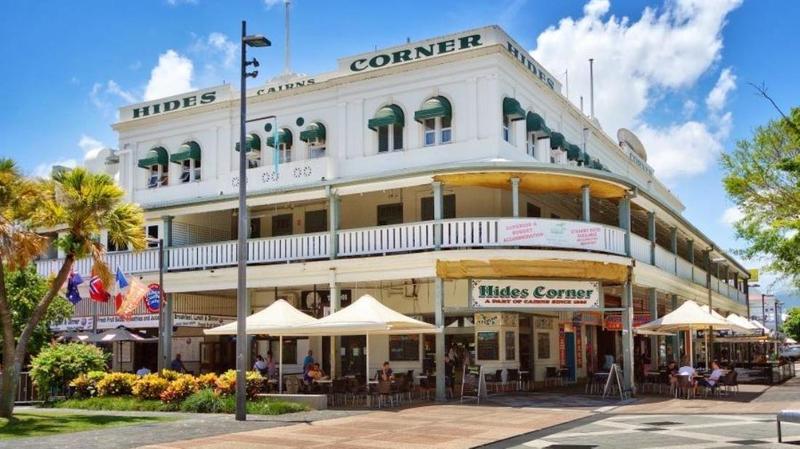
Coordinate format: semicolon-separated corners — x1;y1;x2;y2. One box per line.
348;34;483;73
132;91;216;119
627;148;655;176
505;41;556;90
256;78;316;96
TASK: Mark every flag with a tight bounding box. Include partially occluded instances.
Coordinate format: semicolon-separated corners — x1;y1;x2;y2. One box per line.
66;272;84;305
89;274;110;302
117;277;148;320
114;267;128;311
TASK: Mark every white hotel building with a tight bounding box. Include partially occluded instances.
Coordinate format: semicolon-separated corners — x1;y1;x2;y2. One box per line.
41;26;750;396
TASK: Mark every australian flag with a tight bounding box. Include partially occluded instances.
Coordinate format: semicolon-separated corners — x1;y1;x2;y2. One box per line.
89;273;110;302
66;271;83;305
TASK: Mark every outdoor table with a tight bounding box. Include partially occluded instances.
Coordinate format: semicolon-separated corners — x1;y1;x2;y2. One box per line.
313;378;333;394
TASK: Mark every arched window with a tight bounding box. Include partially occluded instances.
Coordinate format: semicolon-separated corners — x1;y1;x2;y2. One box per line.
267;128;293;163
236;133;262;169
549;132;567;164
525;112;550;158
300;122;326;159
415;96;452;146
369;105;404;153
502;97;526;143
137;147;169;188
170;141;201;183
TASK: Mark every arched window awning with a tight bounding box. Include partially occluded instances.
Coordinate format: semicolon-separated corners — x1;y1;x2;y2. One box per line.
299;122;326;143
235;133;261;153
266;128;293;148
170;141;201;164
591;159;604;170
526;112;550;135
550;132;566;150
502;97;526;121
137;147;168;169
414;96;452;123
580;152;592;166
368;105;405;131
566;144;582;161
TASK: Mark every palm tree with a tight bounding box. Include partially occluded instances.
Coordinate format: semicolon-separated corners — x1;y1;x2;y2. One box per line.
0;162;145;417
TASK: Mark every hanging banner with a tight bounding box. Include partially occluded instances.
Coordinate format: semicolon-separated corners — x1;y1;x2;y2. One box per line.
144;283;164;313
52;313;231;331
498;218;608;252
471;279;601;310
576;326;583;369
603;312;651;331
559;325;566;366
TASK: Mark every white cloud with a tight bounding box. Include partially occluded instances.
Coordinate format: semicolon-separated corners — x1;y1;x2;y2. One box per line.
706;67;737;112
682;99;697;117
78;135;105;160
33;159;77;179
144;50;195;101
721;205;744;226
263;0;283;8
166;0;197;5
530;0;742;181
90;80;139;114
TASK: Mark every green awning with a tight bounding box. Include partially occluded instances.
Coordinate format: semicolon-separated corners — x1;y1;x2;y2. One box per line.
526;112;549;135
566;144;582;161
550;132;566;149
580;152;592;166
299;122;326;142
266;128;293;148
503;97;526;121
235;133;261;153
368;105;405;131
591;159;604;170
169;141;201;163
414;96;452;122
137;147;168;169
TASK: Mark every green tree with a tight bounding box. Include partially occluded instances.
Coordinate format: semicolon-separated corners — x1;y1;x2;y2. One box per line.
0;162;146;417
0;265;74;359
720;102;800;286
783;307;800;341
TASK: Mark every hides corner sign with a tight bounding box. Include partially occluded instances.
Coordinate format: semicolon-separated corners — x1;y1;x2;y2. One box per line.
471;279;601;309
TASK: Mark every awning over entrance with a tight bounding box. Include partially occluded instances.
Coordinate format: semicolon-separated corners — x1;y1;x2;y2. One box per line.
137;147;168;169
368;104;405;130
414;96;452;123
299;122;326;142
169;141;201;164
266;128;293;148
502;97;526;121
235;133;261;153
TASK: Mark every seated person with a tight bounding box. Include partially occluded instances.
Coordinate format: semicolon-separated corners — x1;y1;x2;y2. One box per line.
136;366;151;376
697;360;724;390
305;363;325;382
253;355;268;376
379;361;394;382
266;352;277;379
665;361;678;386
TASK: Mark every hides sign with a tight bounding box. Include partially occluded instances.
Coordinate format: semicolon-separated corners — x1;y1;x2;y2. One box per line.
471;279;601;310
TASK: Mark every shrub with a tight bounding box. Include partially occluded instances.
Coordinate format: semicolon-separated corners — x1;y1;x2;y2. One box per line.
160;374;200;404
69;370;106;398
30;343;108;398
132;374;170;400
213;370;265;399
179;388;225;413
158;369;181;381
96;372;138;396
197;372;218;389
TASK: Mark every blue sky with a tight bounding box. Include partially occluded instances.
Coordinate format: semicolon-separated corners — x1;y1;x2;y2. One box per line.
1;0;798;293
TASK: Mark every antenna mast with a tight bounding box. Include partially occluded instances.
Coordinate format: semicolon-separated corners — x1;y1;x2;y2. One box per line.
589;58;595;120
283;0;291;76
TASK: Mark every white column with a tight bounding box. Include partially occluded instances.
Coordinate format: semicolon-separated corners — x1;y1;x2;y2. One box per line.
434;277;446;401
535;137;550;163
511;177;520;218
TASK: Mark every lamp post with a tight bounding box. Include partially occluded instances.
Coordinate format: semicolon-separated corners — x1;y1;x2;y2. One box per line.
236;20;270;422
146;237;167;371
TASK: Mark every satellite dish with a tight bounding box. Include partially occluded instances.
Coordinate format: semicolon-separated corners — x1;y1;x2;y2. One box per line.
617;128;647;161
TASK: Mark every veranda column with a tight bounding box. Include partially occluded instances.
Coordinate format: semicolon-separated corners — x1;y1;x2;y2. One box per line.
327;186;339;260
581;185;591;222
161;215;174;370
434;277;446;401
619;194;631;257
647;211;656;265
329;270;340;377
648;288;658;368
511;177;520;218
433;181;443;249
671;295;680;362
622;273;635;393
670;227;678;275
688;239;695;281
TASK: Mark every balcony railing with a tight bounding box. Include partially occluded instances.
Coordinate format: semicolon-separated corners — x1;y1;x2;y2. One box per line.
35;216;745;304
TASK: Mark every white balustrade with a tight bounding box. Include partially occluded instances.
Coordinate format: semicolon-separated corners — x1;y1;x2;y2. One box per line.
676;256;693;281
441;219;499;248
249;232;329;262
338;221;435;256
630;235;651;264
35;249;159;277
694;267;707;286
654;246;676;274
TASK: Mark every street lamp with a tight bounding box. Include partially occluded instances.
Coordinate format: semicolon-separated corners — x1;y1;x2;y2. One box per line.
236;20;270;422
146;237;167;371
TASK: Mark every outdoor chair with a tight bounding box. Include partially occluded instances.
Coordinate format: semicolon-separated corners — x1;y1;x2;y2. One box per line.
675;375;694;399
507;369;520;392
374;379;396;408
424;375;436;400
330;378;350;407
722;370;739;395
544;367;561;387
397;375;413;403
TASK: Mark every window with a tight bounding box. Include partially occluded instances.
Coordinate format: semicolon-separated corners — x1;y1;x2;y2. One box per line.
145;225;159;248
505;331;516;360
420;194;456;221
527;133;536;157
301;122;327;159
377;203;403;226
249;217;261;239
308;140;325;159
423;116;452;146
537;332;551;359
389;335;419;361
275;338;299;365
502;115;510;142
370;105;405;153
279;142;292;163
526;203;541;218
271;214;293;236
180;159;201;183
248;157;260;169
304;210;327;233
477;332;499;360
424;118;436;146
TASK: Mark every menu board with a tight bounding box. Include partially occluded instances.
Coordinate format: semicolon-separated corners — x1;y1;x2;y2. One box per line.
576;326;583;369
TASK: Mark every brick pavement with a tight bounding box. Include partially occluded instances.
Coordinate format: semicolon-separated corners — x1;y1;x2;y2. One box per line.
137;404;592;449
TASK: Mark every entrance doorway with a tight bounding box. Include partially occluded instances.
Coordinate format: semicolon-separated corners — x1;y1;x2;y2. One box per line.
340;335;366;376
565;332;576;381
134;342;157;373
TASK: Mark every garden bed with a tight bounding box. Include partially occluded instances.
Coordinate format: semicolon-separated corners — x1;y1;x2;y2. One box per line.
50;394;307;415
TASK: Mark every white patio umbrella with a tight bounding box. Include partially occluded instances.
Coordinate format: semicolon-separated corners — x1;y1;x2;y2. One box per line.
289;294;439;382
725;313;761;333
786;337;798;344
204;299;318;393
638;300;740;368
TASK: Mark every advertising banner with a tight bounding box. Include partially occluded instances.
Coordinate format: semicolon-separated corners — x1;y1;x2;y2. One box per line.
471;279;601;310
603;312;652;331
498;218;608;252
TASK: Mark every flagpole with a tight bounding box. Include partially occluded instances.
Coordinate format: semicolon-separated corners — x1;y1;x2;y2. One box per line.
157;238;165;372
92;300;98;334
